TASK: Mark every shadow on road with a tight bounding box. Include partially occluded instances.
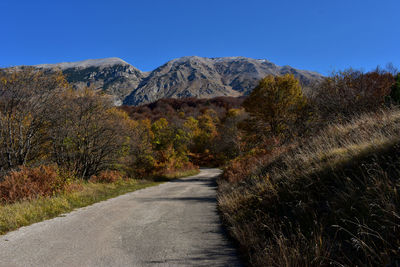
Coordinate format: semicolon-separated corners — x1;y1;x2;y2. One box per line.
169;177;217;186
134;196;217;203
135;170;242;266
143;233;242;267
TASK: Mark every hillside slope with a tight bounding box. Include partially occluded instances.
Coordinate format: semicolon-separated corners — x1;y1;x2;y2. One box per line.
219;109;400;266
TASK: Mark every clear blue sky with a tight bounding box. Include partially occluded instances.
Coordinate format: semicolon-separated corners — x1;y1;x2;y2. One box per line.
1;0;399;75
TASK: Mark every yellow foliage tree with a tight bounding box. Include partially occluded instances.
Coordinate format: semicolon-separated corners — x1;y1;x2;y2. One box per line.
243;74;306;136
193;110;219;153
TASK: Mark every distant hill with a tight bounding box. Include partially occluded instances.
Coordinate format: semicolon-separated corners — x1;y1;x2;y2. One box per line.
32;56;323;106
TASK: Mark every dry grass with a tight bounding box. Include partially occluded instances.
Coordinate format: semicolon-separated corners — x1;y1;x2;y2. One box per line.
219;108;400;266
284;109;400;176
0;167;198;235
0;179;158;235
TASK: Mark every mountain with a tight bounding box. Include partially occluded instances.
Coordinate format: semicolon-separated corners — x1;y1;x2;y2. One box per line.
33;56;323;106
36;58;146;105
124;56;322;105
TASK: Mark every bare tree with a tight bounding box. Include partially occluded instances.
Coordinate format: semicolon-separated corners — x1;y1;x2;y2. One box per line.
47;88;131;178
0;67;68;174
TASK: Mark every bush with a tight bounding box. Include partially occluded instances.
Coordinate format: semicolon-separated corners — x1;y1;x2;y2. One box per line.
222;152;269;183
0;165;67;203
89;170;125;183
312;68;394;120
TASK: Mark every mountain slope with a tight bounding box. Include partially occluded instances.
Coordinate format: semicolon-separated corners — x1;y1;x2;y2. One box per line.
33;56;323;106
123;56;322;105
37;58;145;105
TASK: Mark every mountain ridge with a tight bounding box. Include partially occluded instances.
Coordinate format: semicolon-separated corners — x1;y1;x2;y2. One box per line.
30;56;323;106
35;57;132;70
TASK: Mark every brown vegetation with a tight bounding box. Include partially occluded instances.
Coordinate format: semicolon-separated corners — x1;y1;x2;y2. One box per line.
121;96;245;122
0;68;202;204
0;68;68;174
0;165;67;203
47;89;132;178
311;68;395;120
89;170;125;183
1;63;400;266
218;67;400;266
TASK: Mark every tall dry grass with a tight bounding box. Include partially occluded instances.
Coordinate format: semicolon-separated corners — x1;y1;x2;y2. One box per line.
219;108;400;266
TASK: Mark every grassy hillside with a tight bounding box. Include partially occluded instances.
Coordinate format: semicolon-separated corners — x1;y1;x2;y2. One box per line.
218;108;400;266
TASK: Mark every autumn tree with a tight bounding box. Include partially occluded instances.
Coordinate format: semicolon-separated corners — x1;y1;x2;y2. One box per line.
125;119;156;177
0;67;68;174
191;109;219;153
212;108;246;162
183;116;200;147
243;74;307;136
47;88;131;178
151;117;195;171
169;120;192;161
151;118;173;152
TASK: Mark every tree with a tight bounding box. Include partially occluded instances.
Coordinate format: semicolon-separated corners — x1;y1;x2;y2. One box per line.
193;109;219;153
151;118;173;152
126;118;156;177
47;88;131;178
212;108;246;162
243;74;306;136
0;67;68;173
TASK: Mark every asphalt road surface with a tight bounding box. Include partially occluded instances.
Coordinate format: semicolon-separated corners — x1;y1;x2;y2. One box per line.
0;168;241;267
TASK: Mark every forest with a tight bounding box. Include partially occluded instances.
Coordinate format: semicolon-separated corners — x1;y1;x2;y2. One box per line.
0;65;400;266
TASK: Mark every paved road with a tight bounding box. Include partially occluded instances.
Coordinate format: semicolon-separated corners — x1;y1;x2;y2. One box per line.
0;168;241;267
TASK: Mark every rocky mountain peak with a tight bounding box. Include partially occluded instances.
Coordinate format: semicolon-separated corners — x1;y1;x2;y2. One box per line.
26;56;323;106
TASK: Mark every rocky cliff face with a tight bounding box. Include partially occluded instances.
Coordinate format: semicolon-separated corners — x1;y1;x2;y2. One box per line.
34;56;323;106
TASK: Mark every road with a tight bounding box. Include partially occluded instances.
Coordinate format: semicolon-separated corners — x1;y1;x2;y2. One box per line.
0;168;241;267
